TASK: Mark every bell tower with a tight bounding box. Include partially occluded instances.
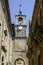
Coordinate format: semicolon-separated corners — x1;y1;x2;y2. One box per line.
15;15;26;38
13;4;28;65
15;4;27;38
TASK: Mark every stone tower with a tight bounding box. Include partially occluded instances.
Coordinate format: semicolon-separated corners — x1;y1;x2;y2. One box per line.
13;5;28;65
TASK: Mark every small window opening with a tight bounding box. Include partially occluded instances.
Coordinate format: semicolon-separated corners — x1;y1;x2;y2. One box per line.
2;63;4;65
2;46;7;53
18;17;23;23
4;30;7;36
6;62;8;65
38;55;41;65
2;56;4;62
0;23;1;26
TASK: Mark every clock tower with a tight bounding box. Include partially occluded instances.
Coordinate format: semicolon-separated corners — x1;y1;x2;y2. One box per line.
15;14;26;38
13;5;28;65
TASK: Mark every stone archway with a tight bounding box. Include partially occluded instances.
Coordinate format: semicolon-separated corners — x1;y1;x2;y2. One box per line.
14;58;25;65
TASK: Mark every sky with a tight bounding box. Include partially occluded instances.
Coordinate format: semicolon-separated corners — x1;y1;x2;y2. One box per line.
8;0;35;37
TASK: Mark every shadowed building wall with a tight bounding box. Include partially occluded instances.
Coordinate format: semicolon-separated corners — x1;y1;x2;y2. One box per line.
27;0;43;65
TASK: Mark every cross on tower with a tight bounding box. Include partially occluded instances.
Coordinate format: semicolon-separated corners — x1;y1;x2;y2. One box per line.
19;4;22;14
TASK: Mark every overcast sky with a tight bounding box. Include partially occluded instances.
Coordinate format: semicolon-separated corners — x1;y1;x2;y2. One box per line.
8;0;35;37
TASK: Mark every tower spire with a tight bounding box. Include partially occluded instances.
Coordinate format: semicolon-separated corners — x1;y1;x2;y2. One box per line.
19;4;22;15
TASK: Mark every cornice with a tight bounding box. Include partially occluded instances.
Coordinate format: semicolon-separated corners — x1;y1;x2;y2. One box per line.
15;25;27;27
15;15;26;17
15;37;27;39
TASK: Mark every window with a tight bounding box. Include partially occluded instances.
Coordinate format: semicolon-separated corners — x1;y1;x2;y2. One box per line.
38;55;41;65
2;63;4;65
6;62;8;65
0;23;1;29
2;56;4;62
3;7;5;14
4;30;7;36
42;0;43;7
0;23;1;26
18;17;23;24
32;58;34;65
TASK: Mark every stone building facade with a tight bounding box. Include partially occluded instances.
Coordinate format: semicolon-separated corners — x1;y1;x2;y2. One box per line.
0;0;28;65
0;0;13;65
27;0;43;65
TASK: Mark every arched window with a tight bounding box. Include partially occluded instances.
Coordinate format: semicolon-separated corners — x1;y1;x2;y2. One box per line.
18;17;23;24
14;58;25;65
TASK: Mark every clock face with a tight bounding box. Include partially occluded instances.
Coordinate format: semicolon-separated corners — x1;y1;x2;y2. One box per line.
18;26;22;30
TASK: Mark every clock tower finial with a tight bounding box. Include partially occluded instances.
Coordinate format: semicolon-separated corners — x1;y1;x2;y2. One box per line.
19;4;22;15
